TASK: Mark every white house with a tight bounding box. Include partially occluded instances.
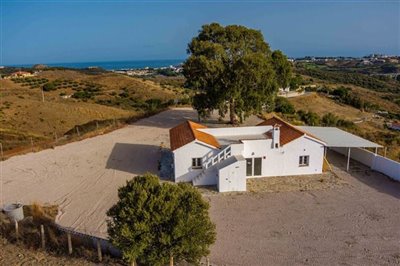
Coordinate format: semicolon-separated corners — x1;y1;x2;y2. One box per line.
169;116;326;192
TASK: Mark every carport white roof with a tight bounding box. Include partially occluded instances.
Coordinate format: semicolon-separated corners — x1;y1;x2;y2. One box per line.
298;126;382;148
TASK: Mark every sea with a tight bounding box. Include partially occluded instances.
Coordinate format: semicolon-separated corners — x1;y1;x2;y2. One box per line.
8;59;184;70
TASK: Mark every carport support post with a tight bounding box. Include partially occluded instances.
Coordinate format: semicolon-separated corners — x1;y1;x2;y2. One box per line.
346;147;351;172
67;232;72;254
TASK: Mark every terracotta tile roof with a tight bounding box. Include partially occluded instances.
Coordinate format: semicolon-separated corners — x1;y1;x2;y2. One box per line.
257;116;321;146
170;121;220;151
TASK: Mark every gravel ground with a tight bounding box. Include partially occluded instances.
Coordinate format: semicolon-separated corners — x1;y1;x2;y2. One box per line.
206;152;400;265
2;108;198;238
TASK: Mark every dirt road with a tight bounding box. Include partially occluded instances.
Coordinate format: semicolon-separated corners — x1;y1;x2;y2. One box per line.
207;152;400;265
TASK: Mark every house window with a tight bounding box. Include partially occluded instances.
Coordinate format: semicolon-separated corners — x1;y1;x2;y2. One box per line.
299;155;309;167
192;158;202;169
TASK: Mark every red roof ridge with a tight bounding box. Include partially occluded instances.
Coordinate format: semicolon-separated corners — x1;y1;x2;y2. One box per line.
170;120;220;151
257;115;323;145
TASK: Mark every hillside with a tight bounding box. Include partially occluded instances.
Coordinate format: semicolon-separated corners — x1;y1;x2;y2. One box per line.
287;93;400;161
0;69;187;154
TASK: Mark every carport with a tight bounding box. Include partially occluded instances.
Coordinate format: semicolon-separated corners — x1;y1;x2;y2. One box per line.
298;126;382;171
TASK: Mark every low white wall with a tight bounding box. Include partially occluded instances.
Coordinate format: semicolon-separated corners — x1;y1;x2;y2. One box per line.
218;160;246;192
330;147;376;167
373;156;400;181
330;147;399;181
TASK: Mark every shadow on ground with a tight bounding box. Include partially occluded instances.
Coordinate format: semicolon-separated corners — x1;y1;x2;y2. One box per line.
106;143;160;175
327;150;400;199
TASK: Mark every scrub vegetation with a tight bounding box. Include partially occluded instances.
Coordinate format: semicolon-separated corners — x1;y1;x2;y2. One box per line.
0;68;189;156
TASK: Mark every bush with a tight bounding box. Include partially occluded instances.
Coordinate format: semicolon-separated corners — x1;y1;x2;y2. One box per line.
297;110;321;126
42;82;56;91
145;98;162;112
107;174;216;265
321;113;338;126
274;97;295;114
72;90;93;99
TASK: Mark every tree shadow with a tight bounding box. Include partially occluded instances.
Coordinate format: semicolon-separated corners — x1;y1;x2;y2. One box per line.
106;143;160;175
327;150;400;199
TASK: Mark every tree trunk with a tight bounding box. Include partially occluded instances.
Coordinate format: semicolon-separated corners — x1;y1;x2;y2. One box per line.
131;260;136;266
229;98;239;125
170;256;174;266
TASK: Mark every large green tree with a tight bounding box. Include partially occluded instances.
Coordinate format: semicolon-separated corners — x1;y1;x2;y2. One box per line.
107;174;216;266
183;23;292;124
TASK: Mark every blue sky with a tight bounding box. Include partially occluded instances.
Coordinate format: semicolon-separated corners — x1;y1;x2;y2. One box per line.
2;0;399;65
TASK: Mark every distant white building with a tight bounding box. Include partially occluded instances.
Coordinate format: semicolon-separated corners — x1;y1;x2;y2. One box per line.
5;71;35;79
169;117;326;192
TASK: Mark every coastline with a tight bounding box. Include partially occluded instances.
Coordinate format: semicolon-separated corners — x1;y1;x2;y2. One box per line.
4;59;184;70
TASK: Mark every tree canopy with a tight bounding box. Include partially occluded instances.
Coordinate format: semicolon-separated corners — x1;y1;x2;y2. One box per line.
107;174;216;266
183;23;292;124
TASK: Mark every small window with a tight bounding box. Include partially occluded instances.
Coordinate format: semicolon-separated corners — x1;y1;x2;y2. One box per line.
192;158;202;169
299;155;309;167
275;143;279;148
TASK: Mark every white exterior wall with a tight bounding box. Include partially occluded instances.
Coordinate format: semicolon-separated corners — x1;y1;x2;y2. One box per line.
218;160;247;192
173;141;218;182
242;136;324;177
172;134;324;189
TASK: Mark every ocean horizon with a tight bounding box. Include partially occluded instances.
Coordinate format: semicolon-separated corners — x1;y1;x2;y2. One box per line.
6;59;184;70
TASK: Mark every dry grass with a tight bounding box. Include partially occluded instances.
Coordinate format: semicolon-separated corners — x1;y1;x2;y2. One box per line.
300;74;400;114
288;92;366;120
0;69;186;155
38;70;179;100
0;203;122;265
287;92;400;161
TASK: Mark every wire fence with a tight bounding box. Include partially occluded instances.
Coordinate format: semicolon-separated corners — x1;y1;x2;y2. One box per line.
1;215;213;265
0;108;167;161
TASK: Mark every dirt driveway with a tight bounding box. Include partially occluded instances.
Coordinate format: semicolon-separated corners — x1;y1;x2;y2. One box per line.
2;108;197;237
207;151;400;265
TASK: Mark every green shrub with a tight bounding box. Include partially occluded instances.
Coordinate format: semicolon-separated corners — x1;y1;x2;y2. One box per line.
274;97;295;114
43;82;56;91
107;174;216;265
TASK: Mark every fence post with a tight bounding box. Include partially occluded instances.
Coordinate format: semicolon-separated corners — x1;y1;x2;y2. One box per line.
97;239;102;262
40;224;45;249
15;220;19;241
76;127;80;137
30;137;34;152
67;232;72;254
54;132;58;143
206;257;210;266
96;121;99;130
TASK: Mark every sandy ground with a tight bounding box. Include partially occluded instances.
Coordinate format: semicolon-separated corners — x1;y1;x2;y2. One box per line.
2;108;400;265
207;152;400;265
2;108;198;237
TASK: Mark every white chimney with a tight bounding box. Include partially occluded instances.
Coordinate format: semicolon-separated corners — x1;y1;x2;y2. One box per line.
272;124;280;148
